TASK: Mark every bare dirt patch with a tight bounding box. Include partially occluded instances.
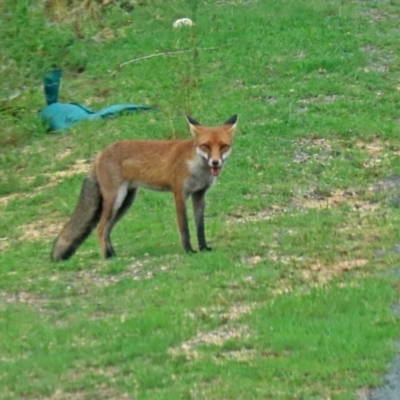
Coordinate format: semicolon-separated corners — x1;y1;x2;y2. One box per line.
169;325;251;360
42;386;130;400
41;390;87;400
301;258;369;284
356;138;384;157
3;159;90;243
271;257;369;296
45;159;90;182
294;188;380;212
0;159;90;207
184;325;251;347
293;137;335;164
226;205;286;224
188;303;256;323
361;45;393;73
215;348;257;362
0;290;48;312
356;137;390;168
170;303;255;360
0;237;10;251
228;187;379;225
63;256;175;299
20;220;62;242
370;175;400;192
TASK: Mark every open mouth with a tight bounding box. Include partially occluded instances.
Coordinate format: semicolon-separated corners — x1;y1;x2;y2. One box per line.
211;166;221;176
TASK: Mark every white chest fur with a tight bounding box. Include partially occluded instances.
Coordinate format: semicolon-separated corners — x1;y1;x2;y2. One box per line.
185;154;215;194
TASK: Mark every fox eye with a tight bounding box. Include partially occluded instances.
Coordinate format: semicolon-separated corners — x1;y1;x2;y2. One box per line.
220;145;230;152
200;144;210;151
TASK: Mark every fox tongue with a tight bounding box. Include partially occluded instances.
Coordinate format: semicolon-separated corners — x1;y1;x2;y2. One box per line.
211;166;220;176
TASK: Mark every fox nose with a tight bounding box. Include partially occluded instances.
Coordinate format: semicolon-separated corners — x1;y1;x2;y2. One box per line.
211;160;220;166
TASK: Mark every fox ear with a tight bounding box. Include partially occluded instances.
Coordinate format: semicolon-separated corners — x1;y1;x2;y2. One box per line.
186;115;201;136
224;115;238;126
223;114;238;135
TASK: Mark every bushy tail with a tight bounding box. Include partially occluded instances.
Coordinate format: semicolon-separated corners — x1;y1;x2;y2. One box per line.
52;172;102;261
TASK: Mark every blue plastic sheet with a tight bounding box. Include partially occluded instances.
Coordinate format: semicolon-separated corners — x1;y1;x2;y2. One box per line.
39;69;153;131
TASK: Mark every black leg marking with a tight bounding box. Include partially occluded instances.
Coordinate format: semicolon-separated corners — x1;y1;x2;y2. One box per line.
192;189;211;251
104;223;116;258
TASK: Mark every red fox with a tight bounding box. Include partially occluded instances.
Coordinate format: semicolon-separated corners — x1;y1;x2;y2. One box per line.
52;115;238;261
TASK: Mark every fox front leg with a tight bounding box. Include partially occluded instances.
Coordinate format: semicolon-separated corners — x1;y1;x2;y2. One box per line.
173;191;195;253
192;189;212;251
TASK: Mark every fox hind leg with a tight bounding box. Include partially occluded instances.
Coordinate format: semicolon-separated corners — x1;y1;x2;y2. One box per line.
105;187;137;256
98;182;136;258
98;195;118;258
113;188;137;225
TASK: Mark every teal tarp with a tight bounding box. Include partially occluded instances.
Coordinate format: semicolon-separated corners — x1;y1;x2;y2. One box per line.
39;69;153;131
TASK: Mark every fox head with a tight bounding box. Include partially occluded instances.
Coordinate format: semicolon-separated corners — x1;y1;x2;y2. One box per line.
186;115;238;176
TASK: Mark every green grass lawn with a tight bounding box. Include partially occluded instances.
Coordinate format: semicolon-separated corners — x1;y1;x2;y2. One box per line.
1;0;400;398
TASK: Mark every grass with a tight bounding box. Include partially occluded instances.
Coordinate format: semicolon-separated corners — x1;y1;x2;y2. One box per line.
1;0;400;398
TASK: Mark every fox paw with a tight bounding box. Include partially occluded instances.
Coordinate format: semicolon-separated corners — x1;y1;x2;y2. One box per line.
200;246;212;252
